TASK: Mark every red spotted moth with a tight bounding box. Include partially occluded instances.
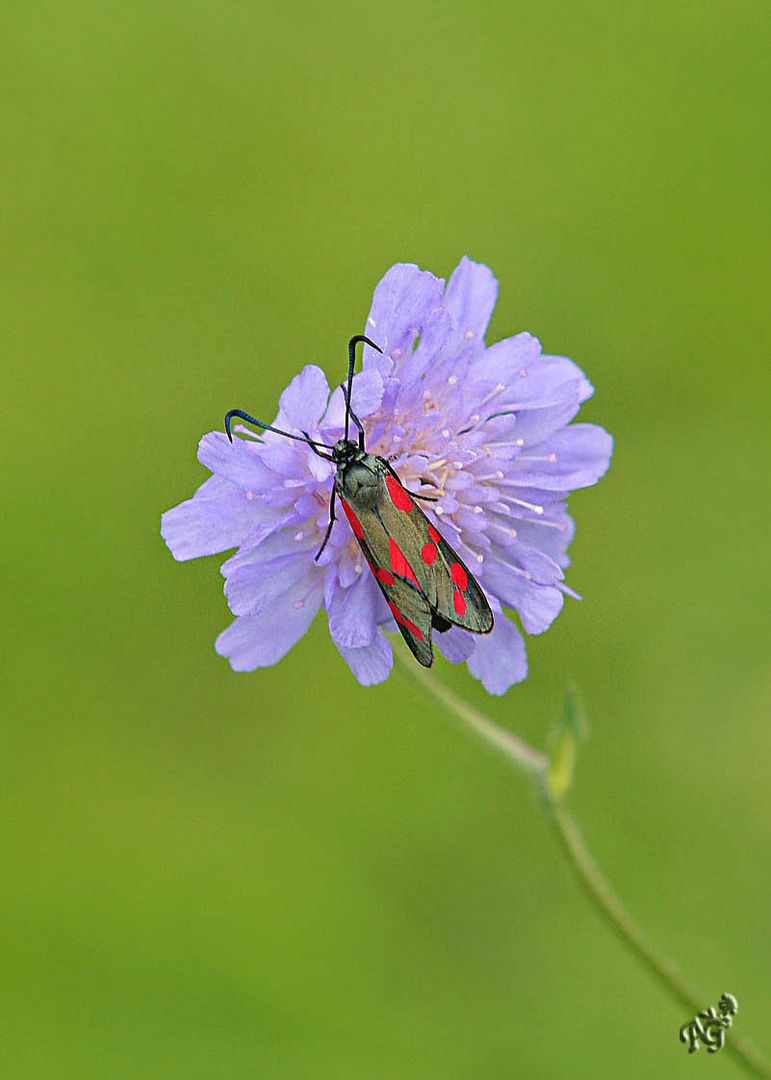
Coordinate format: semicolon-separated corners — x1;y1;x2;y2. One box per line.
225;336;494;666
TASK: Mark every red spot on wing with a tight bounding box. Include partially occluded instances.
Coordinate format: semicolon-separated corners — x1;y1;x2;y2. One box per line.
453;589;467;617
376;567;395;585
386;474;413;512
421;542;438;566
387;600;424;641
403;617;424;641
340;498;364;540
389;536;419;586
450;562;468;590
427;524;441;544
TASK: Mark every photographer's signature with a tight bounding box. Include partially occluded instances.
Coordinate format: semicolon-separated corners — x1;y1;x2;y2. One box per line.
679;993;738;1055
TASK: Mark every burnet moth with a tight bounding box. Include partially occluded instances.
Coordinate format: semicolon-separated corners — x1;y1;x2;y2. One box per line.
225;336;494;667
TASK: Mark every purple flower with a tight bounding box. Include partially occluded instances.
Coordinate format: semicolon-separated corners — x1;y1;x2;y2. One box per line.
161;258;612;694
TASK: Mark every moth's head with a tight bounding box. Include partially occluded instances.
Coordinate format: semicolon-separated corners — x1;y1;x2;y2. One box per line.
332;438;359;463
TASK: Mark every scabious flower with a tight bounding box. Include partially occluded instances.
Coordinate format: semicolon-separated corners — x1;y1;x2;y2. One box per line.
161;258;612;694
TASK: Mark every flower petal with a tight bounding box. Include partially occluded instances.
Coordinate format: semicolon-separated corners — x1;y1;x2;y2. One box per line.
512;510;575;568
336;630;394;686
435;625;476;663
484;557;565;634
445;256;498;345
469;332;542;386
161;475;271;561
327;570;381;649
224;550;318;617
215;574;323;671
277;365;331;429
362;263;445;377
198;431;276;491
466;606;527;694
513;424;613;490
322;368;385;432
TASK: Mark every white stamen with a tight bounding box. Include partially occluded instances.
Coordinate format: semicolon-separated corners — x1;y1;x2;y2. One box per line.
522;518;567;531
453;461;463;469
473;505;484;513
518;453;558;464
463;329;475;340
476;554;484;564
505;497;545;515
423;389;431;399
441;428;450;439
245;491;255;500
476;384;506;410
294;531;304;541
392;434;402;443
435;506;444;515
447;374;458;385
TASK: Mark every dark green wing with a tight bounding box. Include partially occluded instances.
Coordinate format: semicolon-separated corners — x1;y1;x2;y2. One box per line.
338;493;435;666
375;459;493;634
337;456;493;667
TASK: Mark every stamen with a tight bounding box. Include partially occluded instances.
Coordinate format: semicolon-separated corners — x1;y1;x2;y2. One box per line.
476;383;506;409
447;374;458;385
245;491;255;500
503;496;545;515
294;531;304;541
523;518;567;531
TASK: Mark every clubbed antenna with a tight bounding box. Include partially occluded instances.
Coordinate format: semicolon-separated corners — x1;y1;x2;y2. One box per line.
344;335;382;441
224;409;334;458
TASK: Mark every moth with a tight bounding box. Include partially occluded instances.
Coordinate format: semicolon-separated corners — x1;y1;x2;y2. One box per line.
225;335;494;666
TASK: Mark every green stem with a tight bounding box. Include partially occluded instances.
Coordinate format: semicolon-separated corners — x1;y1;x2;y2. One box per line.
397;658;770;1078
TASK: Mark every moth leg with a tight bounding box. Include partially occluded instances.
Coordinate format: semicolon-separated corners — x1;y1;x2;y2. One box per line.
409;491;438;502
314;488;337;562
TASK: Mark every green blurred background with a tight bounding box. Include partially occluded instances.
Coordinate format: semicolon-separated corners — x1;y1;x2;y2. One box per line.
2;1;768;1076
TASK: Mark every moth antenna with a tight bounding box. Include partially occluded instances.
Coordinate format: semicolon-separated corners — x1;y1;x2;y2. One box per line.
224;409;334;453
344;335;382;442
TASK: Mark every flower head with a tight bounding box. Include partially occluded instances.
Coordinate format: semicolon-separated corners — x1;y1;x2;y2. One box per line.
161;258;612;694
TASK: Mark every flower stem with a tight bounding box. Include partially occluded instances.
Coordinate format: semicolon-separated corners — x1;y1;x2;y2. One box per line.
396;657;770;1078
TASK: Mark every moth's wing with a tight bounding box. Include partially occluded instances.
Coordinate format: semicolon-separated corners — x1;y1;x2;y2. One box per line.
376;571;435;667
375;460;495;634
338;495;435;667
